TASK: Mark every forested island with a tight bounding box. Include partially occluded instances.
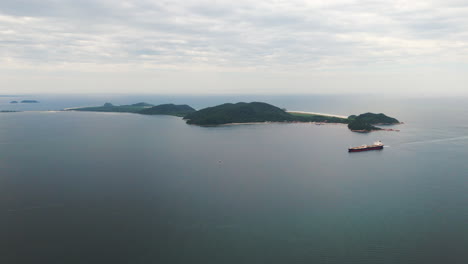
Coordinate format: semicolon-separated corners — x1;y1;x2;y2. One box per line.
67;101;400;133
69;102;195;117
347;113;401;132
70;102;153;113
184;102;400;132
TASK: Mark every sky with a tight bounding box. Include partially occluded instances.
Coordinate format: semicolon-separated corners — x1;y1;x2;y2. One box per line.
1;0;468;95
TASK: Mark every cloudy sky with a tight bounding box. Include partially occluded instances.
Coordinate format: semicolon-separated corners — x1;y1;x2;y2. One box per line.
1;0;467;94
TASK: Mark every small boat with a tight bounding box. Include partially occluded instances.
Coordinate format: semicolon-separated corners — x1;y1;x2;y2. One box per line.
348;141;384;152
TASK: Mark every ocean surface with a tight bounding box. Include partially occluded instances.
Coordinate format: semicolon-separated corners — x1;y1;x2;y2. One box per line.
1;94;467;264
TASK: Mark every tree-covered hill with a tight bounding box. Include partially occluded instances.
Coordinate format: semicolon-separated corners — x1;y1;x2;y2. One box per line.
69;102;195;117
138;104;196;117
347;119;381;132
347;112;400;132
184;102;349;125
69;102;154;113
348;113;399;124
184;102;295;125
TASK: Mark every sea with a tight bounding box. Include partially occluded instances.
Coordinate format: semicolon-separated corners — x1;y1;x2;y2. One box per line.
1;94;467;264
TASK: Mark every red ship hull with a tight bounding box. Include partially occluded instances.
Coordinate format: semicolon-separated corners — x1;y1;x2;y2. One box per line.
348;145;384;152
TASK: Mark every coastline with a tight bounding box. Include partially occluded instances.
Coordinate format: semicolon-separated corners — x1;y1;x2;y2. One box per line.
191;121;348;127
351;128;401;133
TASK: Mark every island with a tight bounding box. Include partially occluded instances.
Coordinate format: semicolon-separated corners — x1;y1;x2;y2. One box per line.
10;101;18;104
183;102;349;125
66;101;401;133
68;102;196;117
347;113;400;132
139;104;196;117
21;100;39;103
69;102;154;113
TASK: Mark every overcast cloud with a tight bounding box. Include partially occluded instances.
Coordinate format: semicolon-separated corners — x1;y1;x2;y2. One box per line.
1;0;468;94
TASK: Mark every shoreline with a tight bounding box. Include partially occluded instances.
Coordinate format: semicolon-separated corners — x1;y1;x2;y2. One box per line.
351;128;401;133
192;121;348;127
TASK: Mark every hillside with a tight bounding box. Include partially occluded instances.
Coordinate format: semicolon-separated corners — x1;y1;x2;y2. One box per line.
347;112;399;132
184;102;296;125
348;113;399;125
70;102;154;113
347;119;381;132
139;104;196;117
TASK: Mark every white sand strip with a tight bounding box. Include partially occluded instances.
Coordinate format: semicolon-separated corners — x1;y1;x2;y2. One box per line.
287;111;348;119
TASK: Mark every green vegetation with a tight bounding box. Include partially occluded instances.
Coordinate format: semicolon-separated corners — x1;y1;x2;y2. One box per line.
70;102;154;113
347;119;381;132
67;101;400;133
132;102;154;107
184;102;348;125
348;112;399;124
139;104;196;117
70;102;196;117
184;102;294;125
347;112;399;132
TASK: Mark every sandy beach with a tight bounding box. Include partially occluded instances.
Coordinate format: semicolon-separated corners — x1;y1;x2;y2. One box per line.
286;111;348;119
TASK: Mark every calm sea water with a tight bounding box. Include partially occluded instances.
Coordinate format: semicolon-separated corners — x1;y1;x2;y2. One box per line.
1;94;467;264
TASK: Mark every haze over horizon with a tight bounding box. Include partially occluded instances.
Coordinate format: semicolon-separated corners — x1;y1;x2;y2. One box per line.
1;0;467;95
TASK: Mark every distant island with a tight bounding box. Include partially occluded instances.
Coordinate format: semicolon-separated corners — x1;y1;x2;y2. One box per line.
66;101;400;133
10;101;18;104
347;113;400;132
69;102;154;113
68;102;195;117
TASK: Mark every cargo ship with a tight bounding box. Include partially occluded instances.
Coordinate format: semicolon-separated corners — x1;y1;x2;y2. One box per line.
348;141;384;152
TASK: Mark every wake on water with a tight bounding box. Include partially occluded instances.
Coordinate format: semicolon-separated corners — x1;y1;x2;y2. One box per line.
400;135;468;146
